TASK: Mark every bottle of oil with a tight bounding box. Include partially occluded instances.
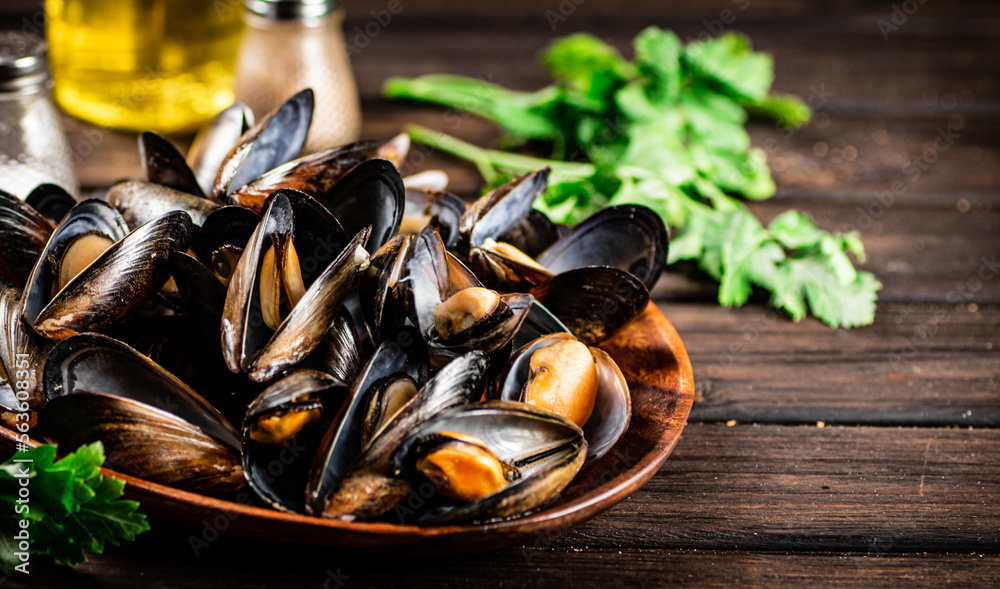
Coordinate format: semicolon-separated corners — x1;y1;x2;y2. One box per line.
45;0;243;134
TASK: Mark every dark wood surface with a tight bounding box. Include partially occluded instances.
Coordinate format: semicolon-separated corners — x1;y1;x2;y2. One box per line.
4;0;999;586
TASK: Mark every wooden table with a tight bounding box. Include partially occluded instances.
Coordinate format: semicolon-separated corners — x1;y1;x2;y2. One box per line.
5;0;998;586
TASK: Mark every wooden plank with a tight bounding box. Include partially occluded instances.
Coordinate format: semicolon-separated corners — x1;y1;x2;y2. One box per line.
9;425;998;587
557;424;1000;553
666;302;1000;426
345;17;1000;110
11;546;999;588
343;0;1000;20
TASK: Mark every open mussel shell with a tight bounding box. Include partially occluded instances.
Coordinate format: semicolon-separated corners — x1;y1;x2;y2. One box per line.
404;228;532;363
530;266;649;346
315;349;489;521
497;333;630;465
38;333;244;495
222;189;369;382
375;133;410;169
242;369;347;513
22;204;191;340
391;400;587;525
106;180;221;230
193;205;261;286
25;183;76;225
359;234;415;344
304;308;367;385
305;326;430;515
214;89;314;202
510;299;572;351
456;167;549;257
467;243;554;292
0;189;55;288
227;140;380;213
187;102;254;196
0;279;51;427
496;209;560;258
139;132;206;197
400;187;466;250
536;205;668;290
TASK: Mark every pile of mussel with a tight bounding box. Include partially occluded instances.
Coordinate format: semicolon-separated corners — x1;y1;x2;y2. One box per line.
0;89;668;524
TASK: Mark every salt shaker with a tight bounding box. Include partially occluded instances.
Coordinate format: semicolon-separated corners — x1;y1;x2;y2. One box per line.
235;0;362;153
0;31;77;198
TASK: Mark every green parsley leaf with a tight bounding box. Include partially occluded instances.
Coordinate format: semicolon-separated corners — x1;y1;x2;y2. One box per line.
389;27;880;328
683;32;774;101
0;442;149;570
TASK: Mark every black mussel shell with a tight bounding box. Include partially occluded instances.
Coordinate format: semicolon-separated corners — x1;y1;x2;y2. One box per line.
305;326;430;515
536;204;668;290
529;266;649;346
390;400;586;525
193;205;261;286
457;168;549;256
106;180;220;230
317;349;488;521
25;183;76;224
312;158;404;253
0;189;55;288
242;369;348;513
139;131;206;197
187;102;254;196
215;89;314;202
227;140;380;213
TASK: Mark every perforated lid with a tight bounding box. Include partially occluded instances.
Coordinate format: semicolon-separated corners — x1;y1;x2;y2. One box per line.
244;0;336;19
0;31;49;92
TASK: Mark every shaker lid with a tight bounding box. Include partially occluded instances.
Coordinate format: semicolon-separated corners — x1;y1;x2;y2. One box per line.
0;31;49;91
245;0;336;20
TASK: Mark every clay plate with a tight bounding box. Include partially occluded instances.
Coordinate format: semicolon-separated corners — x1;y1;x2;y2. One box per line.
0;302;694;555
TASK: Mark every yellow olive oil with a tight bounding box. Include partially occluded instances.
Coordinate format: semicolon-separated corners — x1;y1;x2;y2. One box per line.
45;0;242;133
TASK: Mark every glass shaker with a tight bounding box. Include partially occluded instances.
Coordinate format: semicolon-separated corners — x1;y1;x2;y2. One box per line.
0;31;77;199
235;0;362;152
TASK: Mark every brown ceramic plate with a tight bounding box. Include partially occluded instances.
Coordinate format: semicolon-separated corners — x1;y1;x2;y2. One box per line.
0;302;693;555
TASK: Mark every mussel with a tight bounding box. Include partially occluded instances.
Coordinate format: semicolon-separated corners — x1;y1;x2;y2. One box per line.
497;333;630;464
39;334;244;495
221;189;370;382
390;400;587;524
20;201;192;340
242;369;347;512
0;189;55;289
0;279;50;428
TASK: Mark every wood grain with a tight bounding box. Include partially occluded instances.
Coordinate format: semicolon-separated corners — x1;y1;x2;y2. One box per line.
0;0;997;584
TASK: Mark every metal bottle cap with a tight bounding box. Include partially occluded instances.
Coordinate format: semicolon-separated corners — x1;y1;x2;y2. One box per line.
0;31;50;93
244;0;337;20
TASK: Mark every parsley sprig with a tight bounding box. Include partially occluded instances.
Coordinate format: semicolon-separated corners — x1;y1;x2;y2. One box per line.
1;442;149;569
385;27;880;327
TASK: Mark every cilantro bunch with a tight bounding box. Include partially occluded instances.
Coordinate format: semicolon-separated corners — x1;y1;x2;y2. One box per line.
1;442;149;569
384;28;880;327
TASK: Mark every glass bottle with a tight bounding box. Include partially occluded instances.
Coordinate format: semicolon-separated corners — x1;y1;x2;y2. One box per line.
234;0;362;152
0;31;77;198
45;0;243;134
